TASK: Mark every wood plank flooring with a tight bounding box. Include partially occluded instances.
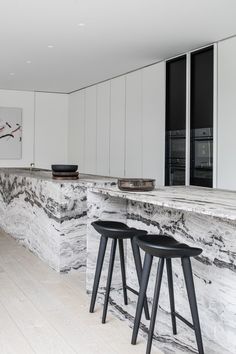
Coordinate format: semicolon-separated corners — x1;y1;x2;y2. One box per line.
0;230;162;354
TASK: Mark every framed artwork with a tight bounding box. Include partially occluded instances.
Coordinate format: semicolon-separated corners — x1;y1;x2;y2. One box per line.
0;107;22;159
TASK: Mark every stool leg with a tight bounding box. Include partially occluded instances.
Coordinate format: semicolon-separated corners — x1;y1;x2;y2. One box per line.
166;258;177;335
118;239;128;305
131;239;150;320
102;238;117;324
146;258;164;354
131;253;153;345
181;257;204;354
89;236;108;313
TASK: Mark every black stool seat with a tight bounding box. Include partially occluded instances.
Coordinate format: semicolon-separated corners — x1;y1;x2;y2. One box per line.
92;220;146;239
90;220;150;324
135;234;202;258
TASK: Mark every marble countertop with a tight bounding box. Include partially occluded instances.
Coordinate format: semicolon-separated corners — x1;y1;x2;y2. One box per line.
89;185;236;221
0;168;117;187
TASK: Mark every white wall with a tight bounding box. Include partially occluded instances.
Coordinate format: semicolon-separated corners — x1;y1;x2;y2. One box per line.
0;90;35;167
34;92;68;169
0;89;69;170
217;36;236;190
67;61;166;184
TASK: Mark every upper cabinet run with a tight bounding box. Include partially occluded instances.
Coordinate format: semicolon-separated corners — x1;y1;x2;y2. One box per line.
67;63;165;181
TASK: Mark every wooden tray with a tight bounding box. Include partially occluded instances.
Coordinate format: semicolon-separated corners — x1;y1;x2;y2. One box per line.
52;176;79;180
52;171;79;177
118;178;155;192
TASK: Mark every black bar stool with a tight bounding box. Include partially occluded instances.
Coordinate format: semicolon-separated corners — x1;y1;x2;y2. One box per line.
131;234;204;354
89;220;150;324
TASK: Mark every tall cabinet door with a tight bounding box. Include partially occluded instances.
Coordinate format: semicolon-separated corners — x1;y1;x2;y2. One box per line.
125;71;142;177
190;46;213;187
97;81;110;176
165;55;187;186
142;62;165;184
84;86;97;174
68;90;85;171
218;37;236;190
110;77;126;177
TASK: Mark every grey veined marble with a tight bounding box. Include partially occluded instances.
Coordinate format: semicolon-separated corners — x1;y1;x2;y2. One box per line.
86;187;236;354
0;169;116;272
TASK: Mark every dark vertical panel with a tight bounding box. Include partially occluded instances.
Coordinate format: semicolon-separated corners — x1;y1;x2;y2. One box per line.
165;56;186;186
190;46;213;187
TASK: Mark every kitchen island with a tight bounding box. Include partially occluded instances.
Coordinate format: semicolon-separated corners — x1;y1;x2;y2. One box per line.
0;168;116;272
86;185;236;354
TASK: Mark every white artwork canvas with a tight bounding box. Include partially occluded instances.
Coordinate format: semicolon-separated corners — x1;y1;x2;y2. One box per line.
0;107;22;159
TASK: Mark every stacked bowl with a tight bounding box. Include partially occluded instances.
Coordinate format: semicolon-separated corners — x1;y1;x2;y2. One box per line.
51;165;79;180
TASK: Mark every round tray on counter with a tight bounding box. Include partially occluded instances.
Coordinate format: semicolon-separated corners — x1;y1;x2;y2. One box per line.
52;171;79;177
52;175;79;180
117;178;155;192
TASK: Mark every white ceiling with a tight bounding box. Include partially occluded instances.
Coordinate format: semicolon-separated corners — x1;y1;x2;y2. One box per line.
0;0;236;93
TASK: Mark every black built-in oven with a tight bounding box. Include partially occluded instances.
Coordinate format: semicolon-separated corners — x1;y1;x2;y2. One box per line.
190;128;213;187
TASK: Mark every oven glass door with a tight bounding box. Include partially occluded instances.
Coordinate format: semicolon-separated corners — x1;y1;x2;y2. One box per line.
190;128;213;187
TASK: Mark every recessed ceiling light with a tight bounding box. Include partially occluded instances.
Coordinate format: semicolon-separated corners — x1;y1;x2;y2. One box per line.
78;23;85;27
26;60;31;64
9;72;15;76
47;45;54;48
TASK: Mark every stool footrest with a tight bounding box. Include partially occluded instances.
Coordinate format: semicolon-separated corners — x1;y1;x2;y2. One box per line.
126;285;140;297
174;311;194;330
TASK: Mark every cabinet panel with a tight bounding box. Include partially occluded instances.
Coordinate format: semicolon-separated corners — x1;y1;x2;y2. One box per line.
110;77;126;177
68;90;85;171
84;86;97;174
97;82;110;176
125;71;142;177
218;37;236;190
142;63;165;185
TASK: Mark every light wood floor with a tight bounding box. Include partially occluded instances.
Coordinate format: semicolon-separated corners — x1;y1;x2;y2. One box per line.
0;230;162;354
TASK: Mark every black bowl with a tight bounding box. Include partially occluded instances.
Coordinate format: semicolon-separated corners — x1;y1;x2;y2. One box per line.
51;164;78;173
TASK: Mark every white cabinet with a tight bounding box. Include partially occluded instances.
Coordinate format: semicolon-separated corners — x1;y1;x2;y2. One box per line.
217;37;236;190
67;63;165;182
84;86;97;174
125;71;142;177
110;77;126;177
68;90;85;171
142;62;165;185
97;81;110;176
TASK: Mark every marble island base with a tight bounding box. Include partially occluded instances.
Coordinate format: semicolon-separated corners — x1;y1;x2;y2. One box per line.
86;187;236;354
0;169;116;272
